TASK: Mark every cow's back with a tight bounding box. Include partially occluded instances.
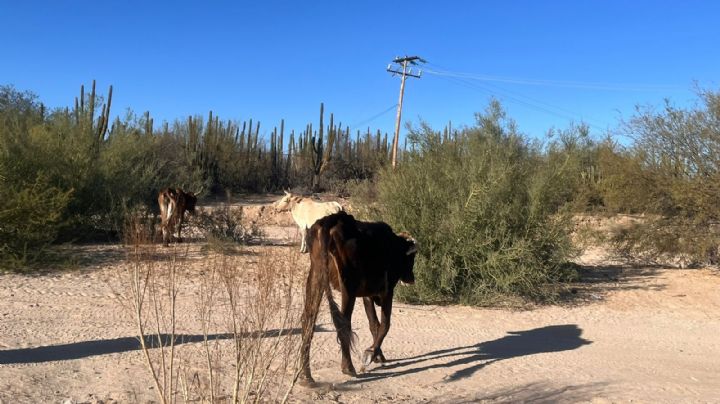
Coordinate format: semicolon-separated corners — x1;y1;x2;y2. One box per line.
292;199;343;229
310;212;406;296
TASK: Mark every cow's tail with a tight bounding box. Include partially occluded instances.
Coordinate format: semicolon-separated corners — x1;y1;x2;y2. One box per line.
324;232;357;354
323;270;356;354
304;217;356;356
299;239;326;380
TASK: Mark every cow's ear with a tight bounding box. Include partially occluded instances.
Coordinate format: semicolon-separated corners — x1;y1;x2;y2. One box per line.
406;241;418;256
399;233;418;256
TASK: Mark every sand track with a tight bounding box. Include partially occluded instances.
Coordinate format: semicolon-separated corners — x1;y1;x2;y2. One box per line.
1;209;719;403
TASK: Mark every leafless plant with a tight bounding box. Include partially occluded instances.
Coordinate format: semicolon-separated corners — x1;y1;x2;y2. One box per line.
119;217;183;404
120;216;303;403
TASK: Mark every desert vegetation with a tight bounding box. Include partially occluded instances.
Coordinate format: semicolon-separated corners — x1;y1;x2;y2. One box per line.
2;81;720;295
0;82;392;269
118;215;303;403
2;80;720;402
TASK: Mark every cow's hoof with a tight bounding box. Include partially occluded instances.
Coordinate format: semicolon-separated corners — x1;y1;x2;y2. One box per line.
363;349;386;365
362;349;374;367
341;366;357;377
297;376;316;388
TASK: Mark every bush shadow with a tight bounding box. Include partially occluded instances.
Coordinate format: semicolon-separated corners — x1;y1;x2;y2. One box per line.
449;381;611;403
0;326;328;365
563;263;668;305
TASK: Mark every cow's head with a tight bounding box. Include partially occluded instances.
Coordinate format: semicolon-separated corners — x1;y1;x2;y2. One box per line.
275;190;302;212
184;191;198;213
274;190;293;212
397;232;418;285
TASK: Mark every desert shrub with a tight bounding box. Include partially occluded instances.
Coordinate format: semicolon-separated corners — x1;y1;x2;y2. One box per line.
120;231;301;403
608;88;720;264
589;140;653;213
96;120;196;234
0;84;208;244
369;101;578;305
0;175;72;271
541;124;605;212
195;205;264;250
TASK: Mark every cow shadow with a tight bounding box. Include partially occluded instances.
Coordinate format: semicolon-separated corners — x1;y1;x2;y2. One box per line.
0;326;327;365
352;324;591;383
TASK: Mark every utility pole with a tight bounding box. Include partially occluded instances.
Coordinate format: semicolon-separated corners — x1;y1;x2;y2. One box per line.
387;55;425;169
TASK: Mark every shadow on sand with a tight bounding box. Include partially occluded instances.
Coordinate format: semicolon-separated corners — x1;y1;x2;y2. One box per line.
439;381;611;403
565;263;668;305
352;324;591;383
0;326;329;365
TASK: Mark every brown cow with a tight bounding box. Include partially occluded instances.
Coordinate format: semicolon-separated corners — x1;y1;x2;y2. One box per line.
157;187;198;246
299;211;418;384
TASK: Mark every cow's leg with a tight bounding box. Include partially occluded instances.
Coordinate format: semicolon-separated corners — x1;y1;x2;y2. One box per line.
299;264;325;385
160;219;169;246
362;297;386;365
338;293;357;376
176;214;184;243
363;294;392;367
162;200;177;245
299;227;307;253
161;217;172;247
159;200;169;246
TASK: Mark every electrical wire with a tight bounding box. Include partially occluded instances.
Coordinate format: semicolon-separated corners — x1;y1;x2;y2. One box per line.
431;71;609;132
424;64;683;92
348;103;398;130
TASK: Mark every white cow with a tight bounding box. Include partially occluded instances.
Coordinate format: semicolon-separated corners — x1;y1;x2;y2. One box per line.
274;191;343;253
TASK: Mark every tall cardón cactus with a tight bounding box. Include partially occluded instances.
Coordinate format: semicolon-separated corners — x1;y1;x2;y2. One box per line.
73;80;113;153
311;103;335;191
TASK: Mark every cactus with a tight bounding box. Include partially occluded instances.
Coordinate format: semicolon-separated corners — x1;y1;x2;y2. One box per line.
88;80;96;129
74;97;79;124
73;81;113;150
278;119;285;186
310;103;335;191
144;111;153;135
287;129;294;179
96;85;113;141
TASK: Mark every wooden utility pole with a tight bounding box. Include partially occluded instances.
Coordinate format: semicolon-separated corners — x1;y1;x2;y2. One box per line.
387;55;425;168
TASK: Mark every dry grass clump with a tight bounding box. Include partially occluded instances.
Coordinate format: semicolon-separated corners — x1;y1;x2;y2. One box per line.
118;220;303;403
194;205;264;253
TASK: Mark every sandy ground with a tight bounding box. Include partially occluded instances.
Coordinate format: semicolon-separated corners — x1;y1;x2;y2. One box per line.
1;198;719;403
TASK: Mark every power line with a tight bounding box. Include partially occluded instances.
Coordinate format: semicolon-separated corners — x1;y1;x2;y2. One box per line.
434;73;607;131
424;64;683;92
348;104;398;130
428;67;609;132
468;77;607;129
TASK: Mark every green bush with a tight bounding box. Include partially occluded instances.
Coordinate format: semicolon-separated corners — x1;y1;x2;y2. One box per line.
0;175;72;271
607;88;720;264
369;102;578;305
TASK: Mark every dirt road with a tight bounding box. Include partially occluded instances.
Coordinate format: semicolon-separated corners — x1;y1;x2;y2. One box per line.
1;218;719;403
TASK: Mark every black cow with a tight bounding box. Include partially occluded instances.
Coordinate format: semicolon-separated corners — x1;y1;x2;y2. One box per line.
299;211;418;384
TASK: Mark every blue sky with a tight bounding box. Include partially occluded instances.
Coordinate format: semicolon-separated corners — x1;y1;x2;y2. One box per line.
1;1;718;142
